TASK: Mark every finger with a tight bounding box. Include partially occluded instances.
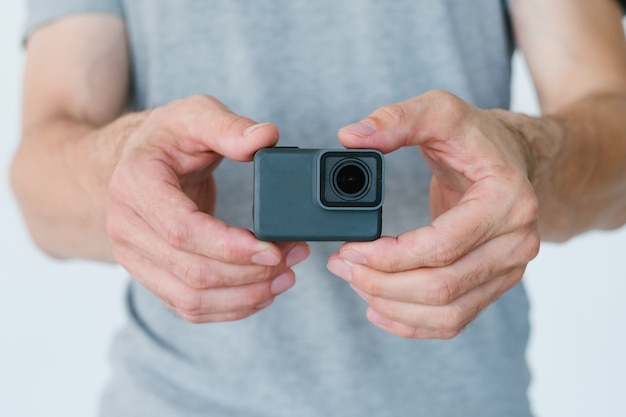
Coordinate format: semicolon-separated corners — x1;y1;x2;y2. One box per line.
172;270;296;323
174;258;299;322
115;245;296;323
108;203;310;288
110;95;287;267
135;237;300;289
337;214;492;273
338;90;473;154
162;241;308;289
108;163;284;267
140;95;280;166
364;268;524;339
277;241;311;268
338;91;522;191
337;174;537;272
331;228;538;305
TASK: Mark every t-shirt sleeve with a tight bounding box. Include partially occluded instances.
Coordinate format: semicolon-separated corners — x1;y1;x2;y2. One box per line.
25;0;123;39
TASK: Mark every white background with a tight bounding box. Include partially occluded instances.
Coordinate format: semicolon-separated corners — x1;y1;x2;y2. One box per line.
1;2;625;416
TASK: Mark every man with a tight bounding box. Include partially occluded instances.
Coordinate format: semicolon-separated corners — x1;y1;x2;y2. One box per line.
10;0;626;416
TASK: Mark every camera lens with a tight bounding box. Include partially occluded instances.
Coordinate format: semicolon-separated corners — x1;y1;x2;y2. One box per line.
330;159;371;200
320;151;382;208
336;164;366;195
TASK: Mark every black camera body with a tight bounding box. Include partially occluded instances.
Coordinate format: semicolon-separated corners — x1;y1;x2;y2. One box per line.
253;147;384;241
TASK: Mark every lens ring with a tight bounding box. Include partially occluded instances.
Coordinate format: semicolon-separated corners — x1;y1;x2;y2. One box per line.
330;159;371;200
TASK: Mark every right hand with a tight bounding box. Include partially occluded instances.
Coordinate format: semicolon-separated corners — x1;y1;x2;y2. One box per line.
106;95;310;323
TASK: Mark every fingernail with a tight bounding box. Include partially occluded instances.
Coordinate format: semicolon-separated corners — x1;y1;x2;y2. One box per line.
271;272;295;295
243;122;272;136
367;308;389;327
252;250;281;266
287;244;310;267
256;298;274;309
339;249;366;265
340;120;376;137
327;259;351;282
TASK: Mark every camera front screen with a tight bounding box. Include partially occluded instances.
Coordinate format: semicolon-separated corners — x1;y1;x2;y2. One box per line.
319;151;383;209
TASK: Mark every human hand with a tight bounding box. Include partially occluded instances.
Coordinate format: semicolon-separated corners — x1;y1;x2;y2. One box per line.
107;95;309;323
328;90;540;339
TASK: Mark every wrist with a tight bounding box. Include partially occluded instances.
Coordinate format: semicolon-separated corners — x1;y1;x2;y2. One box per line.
490;93;626;241
487;108;564;188
487;108;575;240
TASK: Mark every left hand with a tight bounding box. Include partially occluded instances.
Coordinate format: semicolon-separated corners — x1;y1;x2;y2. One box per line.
327;90;540;339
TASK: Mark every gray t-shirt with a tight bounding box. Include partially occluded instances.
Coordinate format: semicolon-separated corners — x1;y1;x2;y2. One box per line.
27;1;534;416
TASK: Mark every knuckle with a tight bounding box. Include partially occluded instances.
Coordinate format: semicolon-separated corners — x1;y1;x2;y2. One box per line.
367;236;403;272
432;240;461;267
427;90;462;112
250;267;278;284
223;310;257;322
438;305;468;334
516;182;539;225
178;309;256;324
173;94;219;112
378;103;408;125
242;286;272;309
397;234;424;265
178;312;206;325
437;329;462;340
109;245;130;266
172;288;204;316
508;195;540;264
219;113;251;136
204;224;236;262
211;240;232;264
372;299;402;323
521;230;541;263
405;226;461;268
180;262;214;289
107;170;126;198
166;222;192;251
394;326;421;340
425;278;459;306
188;94;217;107
105;211;131;246
162;95;224;136
528;232;541;259
358;275;385;298
105;216;125;243
107;173;133;211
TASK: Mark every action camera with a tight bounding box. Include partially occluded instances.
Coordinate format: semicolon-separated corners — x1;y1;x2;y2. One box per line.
253;147;384;241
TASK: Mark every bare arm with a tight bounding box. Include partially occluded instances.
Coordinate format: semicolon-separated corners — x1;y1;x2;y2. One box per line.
508;0;626;241
10;15;308;322
329;0;626;338
10;15;132;261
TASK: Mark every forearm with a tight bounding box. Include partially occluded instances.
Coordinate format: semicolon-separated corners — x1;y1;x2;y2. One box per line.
493;93;626;242
10;112;146;261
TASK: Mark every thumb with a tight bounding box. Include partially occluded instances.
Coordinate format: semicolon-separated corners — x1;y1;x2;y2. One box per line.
338;90;471;153
144;95;280;163
179;95;280;162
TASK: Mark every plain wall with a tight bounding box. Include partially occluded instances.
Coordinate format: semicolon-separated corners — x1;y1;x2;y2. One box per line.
1;2;625;416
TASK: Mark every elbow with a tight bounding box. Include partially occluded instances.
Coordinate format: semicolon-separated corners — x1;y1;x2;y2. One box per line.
28;233;69;261
9;144;116;263
9;147;66;260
